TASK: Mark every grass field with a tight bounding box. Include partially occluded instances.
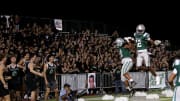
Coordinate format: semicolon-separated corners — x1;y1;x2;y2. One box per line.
79;94;172;101
48;96;171;101
48;89;172;101
48;94;172;101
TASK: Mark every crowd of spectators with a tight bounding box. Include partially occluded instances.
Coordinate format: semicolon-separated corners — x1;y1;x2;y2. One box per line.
0;15;176;75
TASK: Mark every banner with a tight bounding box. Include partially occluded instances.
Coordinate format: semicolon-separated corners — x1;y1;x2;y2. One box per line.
61;74;77;90
5;15;10;28
130;72;146;88
88;73;96;89
54;19;62;31
61;74;87;91
149;72;166;88
77;74;87;90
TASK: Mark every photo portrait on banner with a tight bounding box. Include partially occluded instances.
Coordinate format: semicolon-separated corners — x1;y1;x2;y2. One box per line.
54;19;62;31
88;73;96;89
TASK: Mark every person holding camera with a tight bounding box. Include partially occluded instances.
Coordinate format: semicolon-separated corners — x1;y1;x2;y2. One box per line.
60;83;73;101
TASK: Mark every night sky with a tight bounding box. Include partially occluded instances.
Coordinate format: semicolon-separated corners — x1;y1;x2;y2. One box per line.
0;3;179;45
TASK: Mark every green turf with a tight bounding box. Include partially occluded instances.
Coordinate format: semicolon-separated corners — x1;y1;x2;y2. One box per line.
49;89;172;101
48;96;172;101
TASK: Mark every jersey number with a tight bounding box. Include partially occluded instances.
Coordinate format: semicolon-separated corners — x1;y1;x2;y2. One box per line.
136;39;142;47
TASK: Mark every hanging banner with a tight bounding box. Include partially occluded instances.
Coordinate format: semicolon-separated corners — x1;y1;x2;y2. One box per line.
130;72;147;88
61;74;77;90
61;74;87;91
4;15;10;28
88;73;96;89
149;72;166;88
54;19;62;31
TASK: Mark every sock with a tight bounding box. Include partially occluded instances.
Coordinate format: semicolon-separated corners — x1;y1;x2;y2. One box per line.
126;86;131;91
156;76;160;80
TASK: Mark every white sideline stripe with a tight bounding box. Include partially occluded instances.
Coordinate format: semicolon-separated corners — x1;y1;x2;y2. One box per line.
160;97;172;101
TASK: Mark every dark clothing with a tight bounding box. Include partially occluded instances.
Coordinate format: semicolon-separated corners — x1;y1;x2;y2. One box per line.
0;66;9;97
114;68;121;80
0;82;9;97
46;63;56;82
45;63;57;90
114;68;127;94
8;64;21;91
25;63;39;92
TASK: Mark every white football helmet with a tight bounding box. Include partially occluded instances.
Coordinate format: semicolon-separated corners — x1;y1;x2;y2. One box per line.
136;24;145;34
115;38;124;47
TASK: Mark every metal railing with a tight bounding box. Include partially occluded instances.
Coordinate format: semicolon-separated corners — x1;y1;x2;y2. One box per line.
38;71;171;93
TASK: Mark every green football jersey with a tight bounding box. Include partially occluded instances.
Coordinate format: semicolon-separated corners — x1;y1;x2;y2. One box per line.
173;59;180;87
134;32;150;50
119;47;131;58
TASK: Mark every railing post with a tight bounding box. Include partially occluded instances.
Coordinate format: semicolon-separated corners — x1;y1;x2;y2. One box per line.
145;71;149;90
165;69;169;88
99;72;104;95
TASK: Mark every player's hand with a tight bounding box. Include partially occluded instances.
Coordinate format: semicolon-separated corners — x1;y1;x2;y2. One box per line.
3;84;8;89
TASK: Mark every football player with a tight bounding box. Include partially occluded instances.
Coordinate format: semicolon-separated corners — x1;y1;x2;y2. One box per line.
115;38;137;97
134;24;160;85
168;50;180;101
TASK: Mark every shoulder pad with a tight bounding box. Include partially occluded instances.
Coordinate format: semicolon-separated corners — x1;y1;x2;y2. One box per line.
143;32;150;37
